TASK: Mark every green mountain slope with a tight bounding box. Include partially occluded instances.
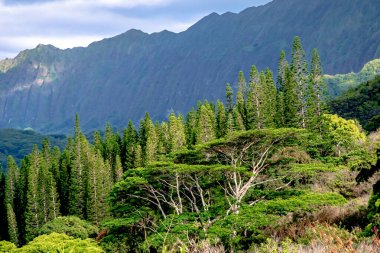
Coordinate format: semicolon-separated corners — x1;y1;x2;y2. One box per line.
0;0;379;133
0;129;66;169
325;58;380;96
330;76;380;131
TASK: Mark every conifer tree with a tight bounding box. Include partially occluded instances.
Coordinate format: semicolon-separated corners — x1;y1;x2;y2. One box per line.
276;91;286;127
216;100;227;138
68;117;88;219
122;121;138;170
104;123;120;183
0;171;7;241
25;146;41;241
290;36;308;128
225;83;234;114
307;48;327;131
283;69;299;127
263;68;277;128
50;147;61;194
252;72;266;129
86;150;112;226
185;108;197;147
236;71;247;127
139;113;158;164
58;148;70;215
196;103;216;144
145;119;158;165
277;50;288;91
93;131;103;156
114;155;123;182
233;107;245;131
159;122;170;154
35;148;60;227
168;113;186;152
18;157;30;244
276;50;289;127
7;204;18;245
134;144;143;168
5;156;18;210
246;65;259;130
39;140;60;222
5;156;19;245
226;111;235;136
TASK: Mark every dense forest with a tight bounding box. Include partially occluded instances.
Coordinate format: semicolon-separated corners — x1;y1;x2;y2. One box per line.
330;76;380;132
0;37;379;252
325;58;380;96
0;129;66;170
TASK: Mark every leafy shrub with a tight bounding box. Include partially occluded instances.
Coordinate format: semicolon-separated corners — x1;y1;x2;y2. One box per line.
250;238;298;253
0;241;17;253
12;233;102;252
38;216;99;239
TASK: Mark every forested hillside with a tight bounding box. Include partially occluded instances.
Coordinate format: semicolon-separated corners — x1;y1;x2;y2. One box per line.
326;58;380;96
0;0;379;133
0;129;66;169
330;76;380;132
1;38;380;252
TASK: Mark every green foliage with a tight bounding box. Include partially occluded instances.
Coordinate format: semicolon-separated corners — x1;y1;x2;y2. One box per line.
288;163;343;177
253;238;298;253
0;38;373;253
0;129;66;170
330;75;380;132
0;173;7;241
325;58;380;96
38;216;98;239
13;233;102;253
321;114;366;156
0;241;17;253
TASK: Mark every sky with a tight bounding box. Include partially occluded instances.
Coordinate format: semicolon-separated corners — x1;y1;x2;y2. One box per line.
0;0;271;59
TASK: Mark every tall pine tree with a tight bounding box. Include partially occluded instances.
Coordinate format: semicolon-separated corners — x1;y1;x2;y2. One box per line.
236;71;247;127
307;48;327;131
5;156;19;245
290;36;308;128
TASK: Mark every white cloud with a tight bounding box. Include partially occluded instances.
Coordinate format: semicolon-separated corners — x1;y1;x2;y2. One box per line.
72;0;174;8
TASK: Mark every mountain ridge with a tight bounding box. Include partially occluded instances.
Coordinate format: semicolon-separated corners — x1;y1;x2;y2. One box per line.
0;0;379;133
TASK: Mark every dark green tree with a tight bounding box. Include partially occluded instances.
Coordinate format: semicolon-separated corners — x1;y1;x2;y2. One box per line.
5;156;19;245
196;103;216;144
104;123;121;183
263;68;277;128
25;146;41;241
216;100;227;138
225;83;234;114
86;150;112;226
122;121;138;170
68;117;88;219
307;48;327;132
277;50;288;91
246;65;259;130
0;171;7;241
168;113;186;152
290;36;308;128
236;71;247;127
185;108;197;148
283;68;299;127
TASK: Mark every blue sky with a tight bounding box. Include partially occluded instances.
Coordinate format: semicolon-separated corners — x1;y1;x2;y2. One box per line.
0;0;271;59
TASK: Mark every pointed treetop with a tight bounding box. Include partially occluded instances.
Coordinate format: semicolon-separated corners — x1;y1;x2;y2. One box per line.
74;114;81;140
311;48;323;76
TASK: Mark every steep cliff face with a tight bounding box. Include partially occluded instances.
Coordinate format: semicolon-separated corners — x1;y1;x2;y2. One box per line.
0;0;379;133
